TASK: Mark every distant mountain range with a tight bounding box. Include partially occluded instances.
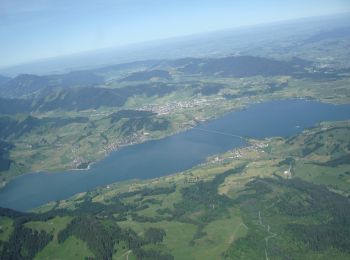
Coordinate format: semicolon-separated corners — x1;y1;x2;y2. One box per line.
0;75;10;85
119;70;171;82
1;13;349;76
176;56;308;77
0;53;344;115
0;71;104;98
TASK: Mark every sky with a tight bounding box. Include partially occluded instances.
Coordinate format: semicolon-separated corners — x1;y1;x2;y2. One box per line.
0;0;349;68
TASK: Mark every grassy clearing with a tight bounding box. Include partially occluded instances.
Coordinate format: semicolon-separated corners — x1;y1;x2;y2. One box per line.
25;216;73;239
192;210;247;259
0;217;13;242
118;220;198;259
35;235;94;260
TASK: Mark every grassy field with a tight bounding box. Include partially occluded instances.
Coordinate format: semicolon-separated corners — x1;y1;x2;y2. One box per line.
25;216;73;238
35;235;94;260
0;217;13;242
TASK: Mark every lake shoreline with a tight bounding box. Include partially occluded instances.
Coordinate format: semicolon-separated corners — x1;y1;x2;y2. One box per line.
1;99;349;211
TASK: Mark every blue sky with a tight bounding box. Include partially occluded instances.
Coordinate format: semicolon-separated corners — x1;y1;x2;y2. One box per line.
0;0;349;67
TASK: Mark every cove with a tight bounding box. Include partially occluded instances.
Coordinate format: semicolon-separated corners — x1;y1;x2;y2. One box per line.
0;99;349;211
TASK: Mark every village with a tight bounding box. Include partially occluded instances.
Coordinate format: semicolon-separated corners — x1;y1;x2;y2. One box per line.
140;97;225;115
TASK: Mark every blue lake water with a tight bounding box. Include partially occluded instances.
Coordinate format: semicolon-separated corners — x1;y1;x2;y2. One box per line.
0;99;349;211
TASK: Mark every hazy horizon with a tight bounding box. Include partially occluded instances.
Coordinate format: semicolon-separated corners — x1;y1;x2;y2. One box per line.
1;0;349;68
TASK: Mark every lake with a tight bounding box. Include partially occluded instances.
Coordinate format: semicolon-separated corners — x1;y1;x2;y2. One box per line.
0;99;349;211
